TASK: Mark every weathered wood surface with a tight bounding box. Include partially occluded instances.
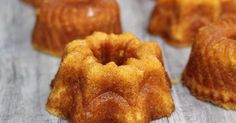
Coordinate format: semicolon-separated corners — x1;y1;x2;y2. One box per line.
0;0;235;123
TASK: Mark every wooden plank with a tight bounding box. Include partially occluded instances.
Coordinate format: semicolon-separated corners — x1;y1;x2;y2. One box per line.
0;0;235;123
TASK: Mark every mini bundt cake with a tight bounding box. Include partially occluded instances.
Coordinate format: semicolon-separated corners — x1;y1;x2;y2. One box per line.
46;32;175;123
183;16;236;110
148;0;236;47
33;0;122;56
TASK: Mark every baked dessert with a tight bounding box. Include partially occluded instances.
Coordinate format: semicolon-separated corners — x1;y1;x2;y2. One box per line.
183;16;236;110
148;0;236;47
46;32;175;123
33;0;122;56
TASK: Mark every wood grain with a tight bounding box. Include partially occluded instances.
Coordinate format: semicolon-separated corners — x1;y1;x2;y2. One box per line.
0;0;235;123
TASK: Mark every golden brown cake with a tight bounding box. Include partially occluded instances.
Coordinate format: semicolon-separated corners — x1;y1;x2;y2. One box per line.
148;0;236;47
33;0;122;56
46;32;175;123
183;16;236;110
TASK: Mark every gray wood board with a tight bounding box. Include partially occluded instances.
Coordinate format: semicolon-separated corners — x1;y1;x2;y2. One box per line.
0;0;235;123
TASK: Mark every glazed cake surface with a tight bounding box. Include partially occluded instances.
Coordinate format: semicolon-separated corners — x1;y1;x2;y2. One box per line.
46;32;175;123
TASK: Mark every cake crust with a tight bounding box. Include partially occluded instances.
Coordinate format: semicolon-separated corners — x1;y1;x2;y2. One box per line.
148;0;236;47
46;32;175;123
183;16;236;110
32;0;122;56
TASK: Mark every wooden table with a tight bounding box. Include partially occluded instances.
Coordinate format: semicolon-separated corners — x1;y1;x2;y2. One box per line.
0;0;235;123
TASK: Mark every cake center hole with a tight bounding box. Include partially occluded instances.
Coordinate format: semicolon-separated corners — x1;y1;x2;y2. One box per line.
92;42;137;66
